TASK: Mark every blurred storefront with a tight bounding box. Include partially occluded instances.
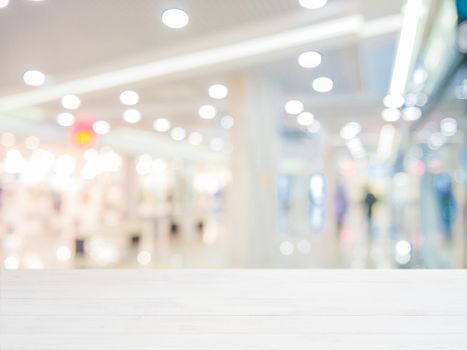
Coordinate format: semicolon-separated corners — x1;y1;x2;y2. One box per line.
0;0;466;269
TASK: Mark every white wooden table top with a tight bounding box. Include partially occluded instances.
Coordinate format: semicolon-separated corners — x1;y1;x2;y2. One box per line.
1;270;467;350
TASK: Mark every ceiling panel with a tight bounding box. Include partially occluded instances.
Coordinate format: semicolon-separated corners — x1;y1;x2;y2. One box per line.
0;0;403;94
0;0;404;141
0;0;303;93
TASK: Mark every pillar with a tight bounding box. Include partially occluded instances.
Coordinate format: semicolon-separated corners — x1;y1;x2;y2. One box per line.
226;74;280;267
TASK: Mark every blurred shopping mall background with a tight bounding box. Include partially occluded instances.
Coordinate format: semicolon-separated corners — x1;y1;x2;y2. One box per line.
0;0;466;269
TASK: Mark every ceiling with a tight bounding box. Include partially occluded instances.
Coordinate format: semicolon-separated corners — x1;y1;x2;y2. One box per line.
0;0;405;153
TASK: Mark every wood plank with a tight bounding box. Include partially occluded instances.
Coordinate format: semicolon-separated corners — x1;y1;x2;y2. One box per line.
1;270;466;350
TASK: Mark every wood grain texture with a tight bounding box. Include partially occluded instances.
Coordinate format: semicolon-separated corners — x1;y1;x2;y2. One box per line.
1;270;467;350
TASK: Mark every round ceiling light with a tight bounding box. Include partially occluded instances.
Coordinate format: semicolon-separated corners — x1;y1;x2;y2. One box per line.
298;51;322;68
119;90;139;106
23;70;46;86
56;112;75;127
199;105;217;119
153;118;171;132
61;95;81;110
93;121;111;135
161;8;189;29
284;100;304;115
297;112;315;126
308;120;321;134
401;107;422;121
123;109;142;124
382;108;401;122
340;122;362;140
413;68;428;85
220;115;234;129
170;127;186;141
312;77;333;93
208;84;229;99
440;117;458;137
299;0;328;10
383;94;404;109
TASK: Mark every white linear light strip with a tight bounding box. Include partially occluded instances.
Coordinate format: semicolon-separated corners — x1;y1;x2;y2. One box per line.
377;124;396;162
0;15;400;111
359;14;402;38
389;0;425;96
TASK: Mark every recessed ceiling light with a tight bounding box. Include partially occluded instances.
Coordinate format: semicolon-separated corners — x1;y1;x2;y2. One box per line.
440;117;458;137
208;84;228;99
404;92;428;107
0;0;9;9
340;122;362;140
170;127;186;141
413;68;428;85
383;94;405;108
312;77;333;92
56;112;75;127
161;8;189;29
298;51;322;68
123;109;141;124
299;0;328;10
455;84;467;99
153;118;171;132
61;94;81;110
404;93;418;107
401;107;422;121
284;100;304;115
23;70;46;87
415;92;428;107
297;112;315;126
199;105;217;119
382;108;401;122
428;132;446;150
119;90;139;106
188;132;203;146
93;121;111;135
308;120;321;134
220;115;234;129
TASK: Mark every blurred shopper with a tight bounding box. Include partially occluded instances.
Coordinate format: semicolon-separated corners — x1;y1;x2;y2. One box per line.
334;184;349;235
196;220;205;240
363;186;377;232
435;174;457;241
